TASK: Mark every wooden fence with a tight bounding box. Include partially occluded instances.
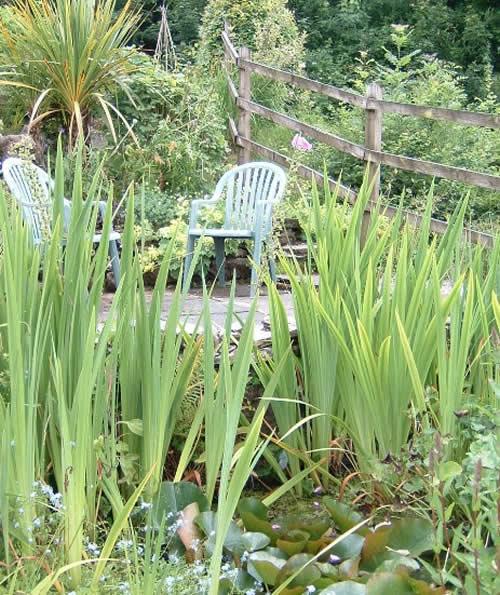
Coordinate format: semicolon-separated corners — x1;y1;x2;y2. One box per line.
221;28;499;247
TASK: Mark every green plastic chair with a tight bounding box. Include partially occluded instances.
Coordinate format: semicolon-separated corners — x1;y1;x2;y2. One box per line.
183;162;287;296
2;157;121;287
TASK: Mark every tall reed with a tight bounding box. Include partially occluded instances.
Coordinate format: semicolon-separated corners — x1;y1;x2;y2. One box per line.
263;176;499;478
0;141;205;585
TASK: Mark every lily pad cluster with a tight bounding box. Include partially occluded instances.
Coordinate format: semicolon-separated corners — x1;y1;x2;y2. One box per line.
152;483;446;594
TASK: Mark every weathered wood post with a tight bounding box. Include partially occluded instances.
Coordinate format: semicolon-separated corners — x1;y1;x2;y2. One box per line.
361;82;383;244
238;46;252;164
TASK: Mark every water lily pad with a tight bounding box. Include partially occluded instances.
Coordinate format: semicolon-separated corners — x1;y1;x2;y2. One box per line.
338;556;360;579
360;525;392;570
313;577;338;589
366;571;415;594
280;515;330;540
217;577;233;595
238;510;279;544
152;481;208;530
234;568;258;591
195;511;244;555
315;562;340;578
375;557;420;573
330;533;365;561
387;518;433;556
237;499;280;544
238;496;269;520
406;576;447;594
366;570;444;595
241;531;271;552
324;499;369;535
321;580;367;594
276;553;322;587
361;517;432;571
265;546;289;560
277;529;310;556
306;537;334;555
247;551;287;586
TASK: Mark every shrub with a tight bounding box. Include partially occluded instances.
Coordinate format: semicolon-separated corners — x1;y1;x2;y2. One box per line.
198;0;305;70
136;197;247;281
109;54;229;195
290;0;497;101
135;186;188;230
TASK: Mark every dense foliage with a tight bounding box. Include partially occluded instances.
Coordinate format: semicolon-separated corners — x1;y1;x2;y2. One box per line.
126;1;498;101
198;0;305;71
128;0;207;50
0;157;498;592
251;23;499;229
273;0;498;100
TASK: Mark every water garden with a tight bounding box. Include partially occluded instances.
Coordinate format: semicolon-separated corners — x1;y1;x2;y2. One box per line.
0;1;498;593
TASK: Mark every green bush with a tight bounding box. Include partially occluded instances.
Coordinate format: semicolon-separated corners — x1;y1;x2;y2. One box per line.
108;54;229;196
135;186;187;230
198;0;306;115
198;0;305;69
289;0;497;100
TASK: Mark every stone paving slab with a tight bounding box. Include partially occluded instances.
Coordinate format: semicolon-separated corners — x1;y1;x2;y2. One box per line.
100;285;296;343
100;277;463;343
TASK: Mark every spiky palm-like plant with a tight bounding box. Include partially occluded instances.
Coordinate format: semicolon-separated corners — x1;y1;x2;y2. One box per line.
0;0;140;144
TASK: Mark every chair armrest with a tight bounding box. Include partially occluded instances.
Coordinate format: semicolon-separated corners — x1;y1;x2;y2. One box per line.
189;197;219;230
58;198;106;222
62;200;118;233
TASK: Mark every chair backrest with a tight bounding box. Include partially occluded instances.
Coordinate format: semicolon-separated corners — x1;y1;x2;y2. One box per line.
213;162;287;235
2;158;67;244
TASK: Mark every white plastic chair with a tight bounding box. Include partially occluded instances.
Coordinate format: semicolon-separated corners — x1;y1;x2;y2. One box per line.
2;158;121;286
183;162;287;296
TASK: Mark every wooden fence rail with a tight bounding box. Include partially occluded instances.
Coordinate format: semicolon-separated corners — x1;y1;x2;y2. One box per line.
230;127;493;248
221;29;498;247
239;57;500;129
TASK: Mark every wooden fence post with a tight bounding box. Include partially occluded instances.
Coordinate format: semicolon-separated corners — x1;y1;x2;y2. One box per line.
361;82;383;244
238;47;251;164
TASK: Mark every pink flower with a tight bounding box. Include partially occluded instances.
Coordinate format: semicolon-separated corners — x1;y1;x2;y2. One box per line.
291;134;313;152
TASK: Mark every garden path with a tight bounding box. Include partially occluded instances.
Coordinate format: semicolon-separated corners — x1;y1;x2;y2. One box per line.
100;285;296;344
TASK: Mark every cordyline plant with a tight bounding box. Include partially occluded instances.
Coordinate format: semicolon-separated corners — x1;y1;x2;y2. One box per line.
0;0;141;145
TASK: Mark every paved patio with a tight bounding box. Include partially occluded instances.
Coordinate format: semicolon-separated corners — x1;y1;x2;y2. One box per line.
100;284;296;343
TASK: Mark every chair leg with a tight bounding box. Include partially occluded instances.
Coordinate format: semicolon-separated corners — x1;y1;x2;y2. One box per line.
108;239;121;289
250;237;263;297
214;237;225;288
183;234;195;292
268;251;277;283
